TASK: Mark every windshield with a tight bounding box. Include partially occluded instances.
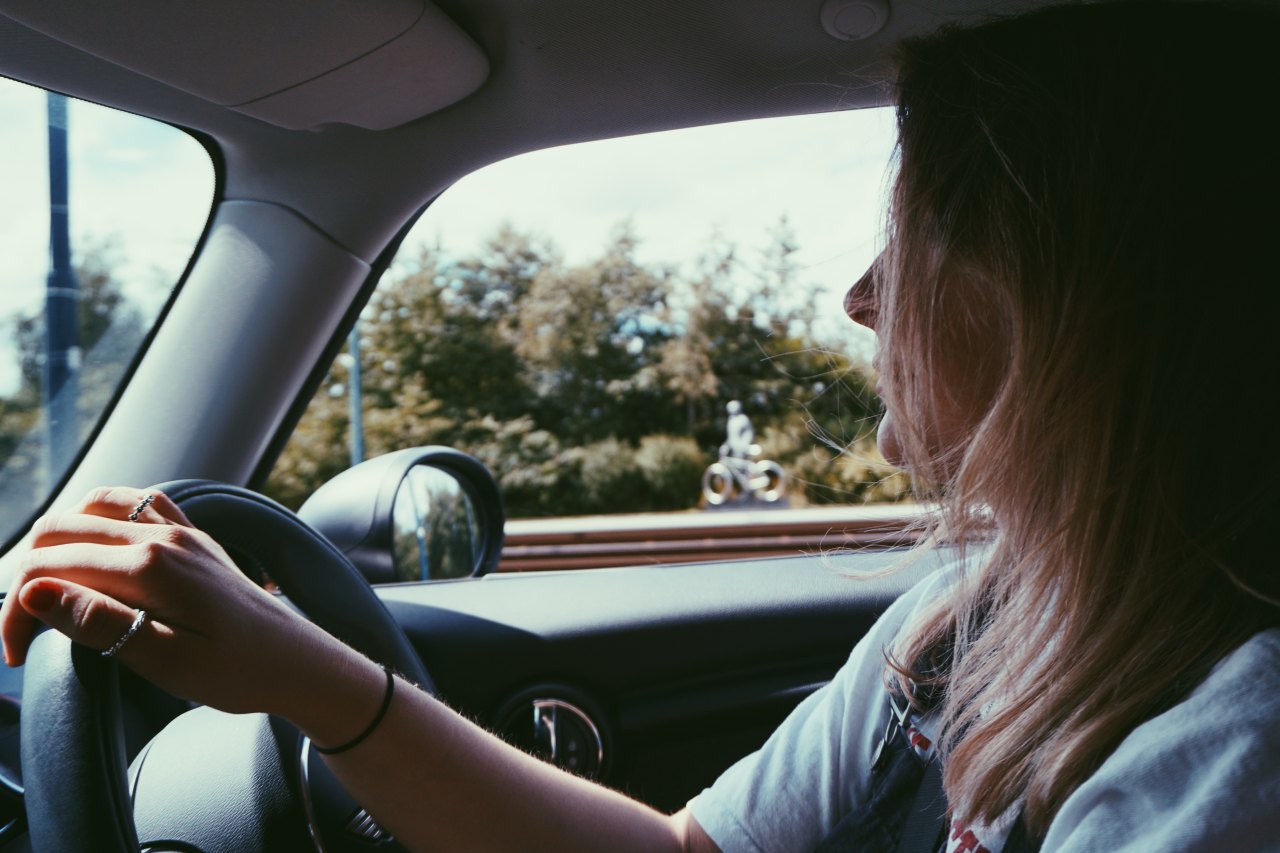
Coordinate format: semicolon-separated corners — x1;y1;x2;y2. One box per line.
269;109;908;579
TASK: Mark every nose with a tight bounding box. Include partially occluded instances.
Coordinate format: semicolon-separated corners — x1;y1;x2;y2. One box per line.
844;252;881;331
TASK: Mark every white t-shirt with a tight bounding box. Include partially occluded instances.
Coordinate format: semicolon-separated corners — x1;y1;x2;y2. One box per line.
687;568;1280;852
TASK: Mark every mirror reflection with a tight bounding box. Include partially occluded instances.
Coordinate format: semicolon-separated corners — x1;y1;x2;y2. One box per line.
391;466;481;581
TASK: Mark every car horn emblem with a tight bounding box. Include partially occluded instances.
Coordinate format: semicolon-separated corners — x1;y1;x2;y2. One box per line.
345;808;392;844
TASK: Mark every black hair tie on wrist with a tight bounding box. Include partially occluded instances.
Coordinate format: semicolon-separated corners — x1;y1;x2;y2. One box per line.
315;664;396;755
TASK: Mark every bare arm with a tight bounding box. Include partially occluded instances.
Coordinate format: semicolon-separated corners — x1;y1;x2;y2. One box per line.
280;626;723;852
0;487;721;853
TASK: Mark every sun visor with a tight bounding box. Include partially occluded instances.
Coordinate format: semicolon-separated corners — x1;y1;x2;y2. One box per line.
0;0;488;130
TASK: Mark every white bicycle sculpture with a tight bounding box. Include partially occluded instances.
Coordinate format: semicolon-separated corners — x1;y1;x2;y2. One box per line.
703;400;786;505
702;448;787;505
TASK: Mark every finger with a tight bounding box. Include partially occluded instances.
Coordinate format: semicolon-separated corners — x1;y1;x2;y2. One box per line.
71;487;193;528
17;539;162;607
110;489;194;528
0;590;33;668
15;578;170;665
3;541;155;664
1;544;38;665
145;491;195;528
29;511;157;549
16;535;216;628
70;486;150;520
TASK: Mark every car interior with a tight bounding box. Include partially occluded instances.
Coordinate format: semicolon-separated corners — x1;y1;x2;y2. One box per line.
0;0;1136;850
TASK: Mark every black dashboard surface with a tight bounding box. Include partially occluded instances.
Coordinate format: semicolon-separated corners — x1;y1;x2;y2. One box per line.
1;546;942;839
378;548;941;807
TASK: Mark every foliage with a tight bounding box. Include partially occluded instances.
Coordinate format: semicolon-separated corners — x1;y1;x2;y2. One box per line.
0;220;903;543
634;435;707;510
257;218;904;517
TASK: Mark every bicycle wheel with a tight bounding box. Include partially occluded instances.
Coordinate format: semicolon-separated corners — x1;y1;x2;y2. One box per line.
702;462;735;506
754;460;786;502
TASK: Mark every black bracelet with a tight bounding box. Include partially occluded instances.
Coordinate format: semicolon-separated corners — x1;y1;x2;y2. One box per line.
315;664;396;755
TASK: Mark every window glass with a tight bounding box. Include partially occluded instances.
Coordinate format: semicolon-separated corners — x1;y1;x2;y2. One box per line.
0;78;214;547
268;109;909;577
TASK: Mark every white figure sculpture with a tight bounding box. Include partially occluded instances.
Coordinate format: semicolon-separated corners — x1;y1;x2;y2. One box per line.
722;400;756;460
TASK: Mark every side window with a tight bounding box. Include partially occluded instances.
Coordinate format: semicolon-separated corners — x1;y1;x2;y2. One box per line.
268;109;908;577
0;79;214;548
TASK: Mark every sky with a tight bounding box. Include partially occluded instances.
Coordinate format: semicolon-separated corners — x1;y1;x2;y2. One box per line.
409;107;896;349
0;74;896;396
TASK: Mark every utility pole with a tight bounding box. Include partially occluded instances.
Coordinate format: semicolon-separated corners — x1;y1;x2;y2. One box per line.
347;324;365;466
402;472;432;581
45;92;79;479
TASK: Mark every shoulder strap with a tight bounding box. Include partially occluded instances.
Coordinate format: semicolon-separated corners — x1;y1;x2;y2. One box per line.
884;691;947;853
816;690;949;853
896;755;946;853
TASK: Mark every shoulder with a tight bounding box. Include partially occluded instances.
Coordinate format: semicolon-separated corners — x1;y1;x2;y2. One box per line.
1044;629;1280;852
687;555;962;852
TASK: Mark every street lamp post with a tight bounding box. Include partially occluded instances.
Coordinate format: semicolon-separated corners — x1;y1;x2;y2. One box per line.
347;324;365;466
45;92;79;479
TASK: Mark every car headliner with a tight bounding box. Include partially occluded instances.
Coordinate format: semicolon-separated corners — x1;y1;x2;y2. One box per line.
0;0;1046;262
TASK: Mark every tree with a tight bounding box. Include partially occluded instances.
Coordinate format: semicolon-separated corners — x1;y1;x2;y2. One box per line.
516;224;676;443
447;223;558;337
659;238;732;432
266;220;900;517
359;245;532;422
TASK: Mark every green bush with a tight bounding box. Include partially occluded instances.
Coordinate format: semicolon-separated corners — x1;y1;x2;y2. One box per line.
563;438;646;514
635;434;705;510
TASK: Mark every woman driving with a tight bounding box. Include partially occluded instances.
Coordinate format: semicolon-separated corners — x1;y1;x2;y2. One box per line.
4;2;1278;850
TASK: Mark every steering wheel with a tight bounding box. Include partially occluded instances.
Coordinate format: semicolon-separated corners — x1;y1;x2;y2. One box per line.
18;481;433;852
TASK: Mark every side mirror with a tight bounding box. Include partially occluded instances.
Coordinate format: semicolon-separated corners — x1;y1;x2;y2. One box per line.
298;446;505;584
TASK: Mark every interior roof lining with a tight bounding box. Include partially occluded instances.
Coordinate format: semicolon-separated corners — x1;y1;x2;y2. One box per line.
0;0;1043;261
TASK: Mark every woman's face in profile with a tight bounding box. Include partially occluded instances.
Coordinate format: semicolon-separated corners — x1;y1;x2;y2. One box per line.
844;257;1005;473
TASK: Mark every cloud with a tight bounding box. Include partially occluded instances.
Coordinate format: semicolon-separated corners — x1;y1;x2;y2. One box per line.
414;108;896;306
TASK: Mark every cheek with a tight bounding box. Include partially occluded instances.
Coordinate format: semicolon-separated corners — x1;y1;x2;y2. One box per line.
940;339;1006;444
876;389;979;476
874;276;1008;473
877;336;1006;472
931;288;1008;451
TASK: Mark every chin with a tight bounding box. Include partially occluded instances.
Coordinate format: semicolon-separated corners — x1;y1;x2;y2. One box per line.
876;412;906;470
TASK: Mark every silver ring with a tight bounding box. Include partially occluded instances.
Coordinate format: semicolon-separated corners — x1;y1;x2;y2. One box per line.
128;494;156;522
102;610;148;658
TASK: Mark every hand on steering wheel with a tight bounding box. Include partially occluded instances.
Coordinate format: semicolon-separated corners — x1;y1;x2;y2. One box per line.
2;481;431;853
2;486;331;716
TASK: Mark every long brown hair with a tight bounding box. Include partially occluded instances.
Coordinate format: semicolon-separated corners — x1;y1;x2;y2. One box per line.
877;1;1280;833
